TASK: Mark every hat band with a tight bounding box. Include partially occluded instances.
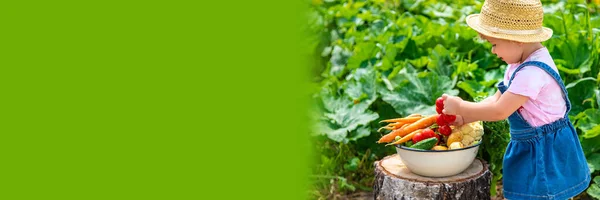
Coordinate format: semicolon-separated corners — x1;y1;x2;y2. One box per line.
480;22;543;35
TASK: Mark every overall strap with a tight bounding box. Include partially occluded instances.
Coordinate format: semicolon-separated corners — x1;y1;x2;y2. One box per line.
507;61;571;118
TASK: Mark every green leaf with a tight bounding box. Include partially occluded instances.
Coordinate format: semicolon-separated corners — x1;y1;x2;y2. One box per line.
423;2;455;19
584;125;600;139
343;157;360;171
409;56;429;69
481;69;503;87
320;155;332;169
337;176;356;191
402;0;425;12
384;44;397;65
315;87;379;143
380;70;458;116
454;61;478;78
557;64;582;75
566;77;597;115
347;126;371;141
321;105;379;143
576;109;600;131
588;176;600;200
575;109;600;141
344;68;378;106
370;19;386;35
399;39;420;59
329;46;352;77
427;44;454;77
457;80;487;99
588;153;600;173
376;59;393;71
582;135;600;156
347;42;377;69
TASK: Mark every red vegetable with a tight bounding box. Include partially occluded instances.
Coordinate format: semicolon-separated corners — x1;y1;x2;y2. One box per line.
436;106;443;114
439;125;452;136
423;128;441;144
422;128;435;138
412;131;427;143
436;114;447;126
436;97;444;109
443;114;456;123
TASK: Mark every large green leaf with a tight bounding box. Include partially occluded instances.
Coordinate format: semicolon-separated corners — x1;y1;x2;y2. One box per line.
575;109;600;139
584;126;600;139
566;77;597;115
454;61;478;79
347;42;378;70
423;2;455;19
344;68;378;106
427;44;455;78
380;68;458;116
329;46;352;77
589;178;600;200
316;104;379;143
588;153;600;174
457;80;487;99
347;126;372;141
582;135;600;156
315;86;379;143
481;69;504;87
399;38;421;60
408;56;429;69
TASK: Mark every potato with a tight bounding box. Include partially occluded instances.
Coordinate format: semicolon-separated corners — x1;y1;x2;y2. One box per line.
432;145;448;151
449;142;464;150
446;132;463;147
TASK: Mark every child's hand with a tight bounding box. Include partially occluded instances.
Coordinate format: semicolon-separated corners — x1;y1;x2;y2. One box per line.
452;115;465;126
441;94;462;115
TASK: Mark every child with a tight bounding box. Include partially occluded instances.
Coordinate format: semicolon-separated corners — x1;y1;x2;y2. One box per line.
441;0;591;199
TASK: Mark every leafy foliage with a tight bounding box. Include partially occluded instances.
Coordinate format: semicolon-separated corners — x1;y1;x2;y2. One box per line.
308;0;600;198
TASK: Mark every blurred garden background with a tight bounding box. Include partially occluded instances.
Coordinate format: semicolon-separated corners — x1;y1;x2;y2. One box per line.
307;0;600;199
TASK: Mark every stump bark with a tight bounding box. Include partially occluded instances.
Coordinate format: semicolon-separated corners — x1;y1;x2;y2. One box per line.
374;154;492;200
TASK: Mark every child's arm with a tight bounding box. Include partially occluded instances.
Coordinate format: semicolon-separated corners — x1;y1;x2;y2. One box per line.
456;90;501;124
442;91;528;122
480;90;501;104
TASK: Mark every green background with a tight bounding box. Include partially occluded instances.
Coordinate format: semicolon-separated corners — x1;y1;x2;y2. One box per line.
0;1;309;199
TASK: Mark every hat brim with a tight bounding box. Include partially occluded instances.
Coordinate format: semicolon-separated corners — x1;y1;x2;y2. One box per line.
466;14;553;43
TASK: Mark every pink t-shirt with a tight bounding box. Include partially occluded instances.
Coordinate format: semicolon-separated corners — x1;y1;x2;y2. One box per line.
504;47;567;127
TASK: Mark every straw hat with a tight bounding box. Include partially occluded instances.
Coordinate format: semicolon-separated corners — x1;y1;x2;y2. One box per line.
466;0;553;43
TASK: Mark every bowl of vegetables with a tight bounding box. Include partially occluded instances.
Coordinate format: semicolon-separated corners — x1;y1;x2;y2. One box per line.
377;98;484;177
393;121;484;177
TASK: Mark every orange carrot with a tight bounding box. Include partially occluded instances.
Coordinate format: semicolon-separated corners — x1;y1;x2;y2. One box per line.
379;116;421;123
407;114;422;118
389;129;422;145
378;122;409;132
377;126;393;132
377;124;409;143
391;122;409;129
378;114;438;143
387;122;401;127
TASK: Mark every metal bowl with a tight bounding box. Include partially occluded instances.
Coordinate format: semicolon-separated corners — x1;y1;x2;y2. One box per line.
394;143;481;177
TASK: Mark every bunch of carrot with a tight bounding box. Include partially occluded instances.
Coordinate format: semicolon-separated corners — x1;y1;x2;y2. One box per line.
377;114;439;145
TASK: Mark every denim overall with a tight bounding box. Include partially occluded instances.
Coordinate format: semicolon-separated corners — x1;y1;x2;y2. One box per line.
497;61;591;200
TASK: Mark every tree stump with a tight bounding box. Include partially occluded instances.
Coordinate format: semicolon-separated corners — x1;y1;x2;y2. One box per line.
374;154;492;200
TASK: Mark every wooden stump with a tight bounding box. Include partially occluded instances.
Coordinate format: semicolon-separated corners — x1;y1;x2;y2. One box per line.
374;154;492;200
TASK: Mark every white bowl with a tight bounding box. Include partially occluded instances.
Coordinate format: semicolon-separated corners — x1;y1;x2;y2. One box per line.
395;143;481;177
